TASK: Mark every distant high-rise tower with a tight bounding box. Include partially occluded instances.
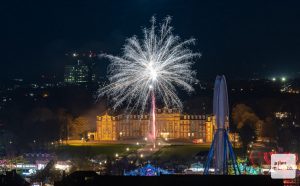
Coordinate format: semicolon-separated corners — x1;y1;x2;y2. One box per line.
64;60;89;84
64;51;100;87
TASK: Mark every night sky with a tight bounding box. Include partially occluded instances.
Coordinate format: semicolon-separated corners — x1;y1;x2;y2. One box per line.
1;0;300;81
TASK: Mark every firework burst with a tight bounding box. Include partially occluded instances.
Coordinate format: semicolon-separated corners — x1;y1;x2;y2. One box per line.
98;16;200;114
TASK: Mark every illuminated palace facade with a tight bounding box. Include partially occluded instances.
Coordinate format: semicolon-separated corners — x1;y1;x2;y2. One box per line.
88;108;215;143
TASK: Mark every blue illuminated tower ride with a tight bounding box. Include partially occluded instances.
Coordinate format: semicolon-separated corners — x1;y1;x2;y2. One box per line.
204;75;240;175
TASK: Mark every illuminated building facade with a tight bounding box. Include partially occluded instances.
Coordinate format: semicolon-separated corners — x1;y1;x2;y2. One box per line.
88;108;214;143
